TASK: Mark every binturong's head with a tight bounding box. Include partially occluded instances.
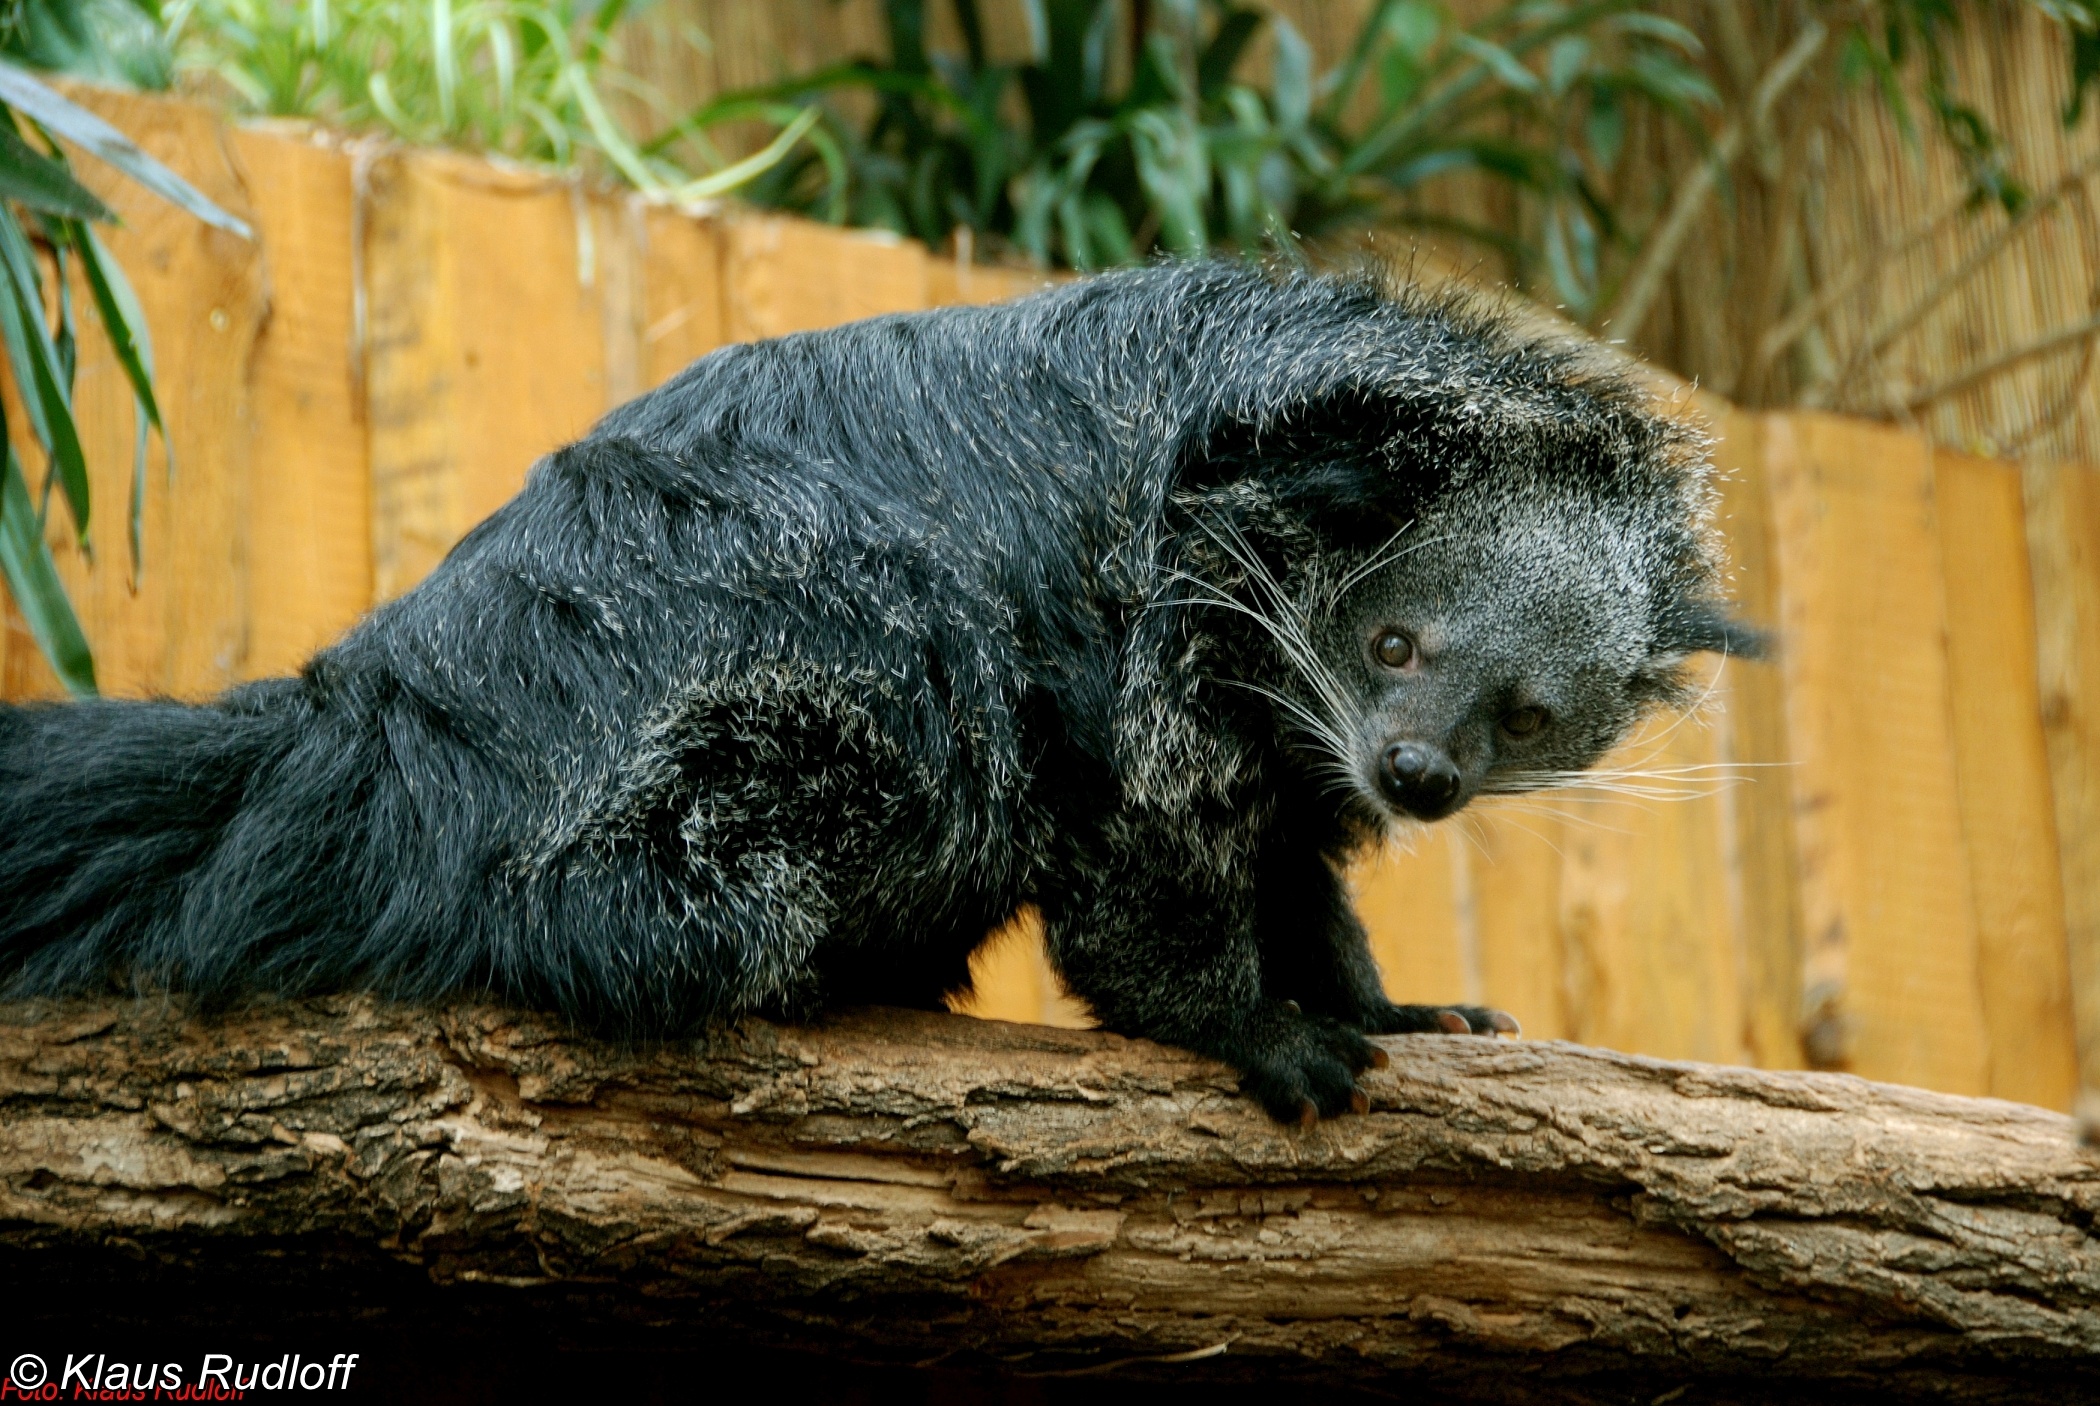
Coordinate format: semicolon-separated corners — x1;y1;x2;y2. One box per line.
1163;265;1761;830
1297;479;1762;825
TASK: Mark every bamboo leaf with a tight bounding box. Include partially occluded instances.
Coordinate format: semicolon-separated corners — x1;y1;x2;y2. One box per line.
1452;33;1541;94
1608;12;1703;56
1317;0;1401;125
0;439;94;696
665;105;823;202
1271;18;1312;130
1196;9;1265;99
74;220;163;582
0;210;89;542
0;59;252;237
1547;37;1589;97
0;123;113;220
72;223;160;435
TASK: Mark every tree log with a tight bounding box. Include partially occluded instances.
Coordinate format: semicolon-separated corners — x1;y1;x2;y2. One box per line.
1;997;2096;1402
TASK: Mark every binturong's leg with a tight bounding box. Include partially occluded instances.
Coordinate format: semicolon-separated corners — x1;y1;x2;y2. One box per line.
1254;842;1520;1039
1040;815;1389;1126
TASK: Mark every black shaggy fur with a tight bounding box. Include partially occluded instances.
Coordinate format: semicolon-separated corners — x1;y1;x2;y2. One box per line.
0;262;1749;1121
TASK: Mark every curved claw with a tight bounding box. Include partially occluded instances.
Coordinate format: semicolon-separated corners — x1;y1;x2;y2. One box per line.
1490;1010;1522;1037
1436;1010;1471;1034
1349;1089;1370;1116
1368;1045;1391;1070
1296;1099;1319;1131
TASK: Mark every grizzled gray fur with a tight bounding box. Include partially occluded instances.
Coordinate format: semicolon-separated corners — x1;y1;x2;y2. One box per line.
0;261;1751;1122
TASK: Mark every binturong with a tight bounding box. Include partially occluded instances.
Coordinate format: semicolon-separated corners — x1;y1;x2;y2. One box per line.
0;261;1759;1124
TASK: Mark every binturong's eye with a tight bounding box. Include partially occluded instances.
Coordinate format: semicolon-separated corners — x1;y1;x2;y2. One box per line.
1501;706;1548;738
1372;629;1415;670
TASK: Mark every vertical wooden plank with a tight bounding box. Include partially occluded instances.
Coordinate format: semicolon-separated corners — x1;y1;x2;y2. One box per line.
228;124;372;677
955;908;1091;1029
1705;401;1807;1071
957;910;1050;1025
360;149;456;605
1552;695;1748;1064
2023;460;2100;1098
720;216;929;342
925;256;1060;309
595;193;647;413
1464;809;1570;1039
364;151;622;601
1763;412;1990;1093
1352;829;1472;1007
1935;452;2079;1110
5;89;265;702
640;205;726;390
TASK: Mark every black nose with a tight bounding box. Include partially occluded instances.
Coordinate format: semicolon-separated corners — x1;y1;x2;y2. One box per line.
1380;742;1463;818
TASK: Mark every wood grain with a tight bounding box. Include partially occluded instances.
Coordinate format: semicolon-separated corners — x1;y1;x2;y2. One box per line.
1465;808;1571;1040
2024;459;2100;1097
1555;695;1747;1066
1704;401;1808;1072
228;123;373;676
1762;412;1990;1091
640;204;727;388
1936;451;2080;1110
924;253;1060;308
362;152;622;601
2;996;2094;1402
1352;827;1473;1007
720;214;928;341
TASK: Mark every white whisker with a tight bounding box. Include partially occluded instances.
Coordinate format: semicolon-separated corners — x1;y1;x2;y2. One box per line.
1323;526;1448;612
1162;515;1374;807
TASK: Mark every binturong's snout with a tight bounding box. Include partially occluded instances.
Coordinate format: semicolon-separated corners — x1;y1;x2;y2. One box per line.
1379;741;1464;820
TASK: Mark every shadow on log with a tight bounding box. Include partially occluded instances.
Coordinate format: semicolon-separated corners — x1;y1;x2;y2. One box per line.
0;997;2096;1402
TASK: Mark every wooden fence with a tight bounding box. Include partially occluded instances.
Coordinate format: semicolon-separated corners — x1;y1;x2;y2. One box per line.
4;87;2097;1111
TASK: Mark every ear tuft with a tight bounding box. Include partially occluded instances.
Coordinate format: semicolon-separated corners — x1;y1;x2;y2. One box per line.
1659;599;1770;661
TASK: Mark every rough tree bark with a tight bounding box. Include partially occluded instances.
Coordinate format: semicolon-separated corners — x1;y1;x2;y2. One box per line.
0;996;2095;1402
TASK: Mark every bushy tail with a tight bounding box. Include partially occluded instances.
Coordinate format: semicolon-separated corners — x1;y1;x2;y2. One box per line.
0;683;357;998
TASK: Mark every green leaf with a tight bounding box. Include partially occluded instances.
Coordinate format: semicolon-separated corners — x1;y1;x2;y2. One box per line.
1197;9;1264;99
1380;47;1423;111
1547;37;1589;97
0;122;112;220
2069;25;2100;123
1317;0;1400;124
1452;33;1542;94
7;0;173;91
1624;51;1718;113
1270;17;1312;130
1608;12;1704;57
73;222;159;434
0;438;94;696
1079;190;1133;265
1585;86;1624;168
1386;0;1444;61
1130;108;1211;255
0;60;252;237
74;219;163;580
0;208;89;541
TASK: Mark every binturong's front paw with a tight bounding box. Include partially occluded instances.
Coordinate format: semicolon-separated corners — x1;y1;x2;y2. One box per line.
1224;1001;1393;1127
1361;1001;1522;1037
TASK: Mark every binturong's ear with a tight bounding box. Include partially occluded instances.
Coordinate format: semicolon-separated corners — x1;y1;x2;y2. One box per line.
1657;597;1770;661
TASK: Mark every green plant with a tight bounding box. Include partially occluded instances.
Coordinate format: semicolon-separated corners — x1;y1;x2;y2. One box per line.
0;53;249;696
2;0;172;89
688;1;1731;275
163;0;819;203
704;1;2100;295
